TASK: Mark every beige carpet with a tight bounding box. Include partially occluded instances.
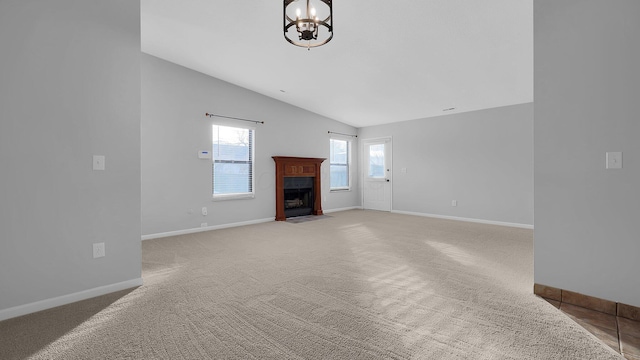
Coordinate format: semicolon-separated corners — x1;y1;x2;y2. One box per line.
0;210;623;359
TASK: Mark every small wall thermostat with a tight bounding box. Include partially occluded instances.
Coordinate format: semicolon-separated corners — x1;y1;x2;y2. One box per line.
198;150;211;159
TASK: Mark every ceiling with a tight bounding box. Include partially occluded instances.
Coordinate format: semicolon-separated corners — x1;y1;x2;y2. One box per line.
141;0;533;128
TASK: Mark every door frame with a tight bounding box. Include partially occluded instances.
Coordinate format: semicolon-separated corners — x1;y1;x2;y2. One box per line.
361;136;393;211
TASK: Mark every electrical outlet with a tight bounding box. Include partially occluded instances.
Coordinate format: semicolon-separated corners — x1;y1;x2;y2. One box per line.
452;200;457;207
202;207;207;216
93;242;105;258
201;223;207;228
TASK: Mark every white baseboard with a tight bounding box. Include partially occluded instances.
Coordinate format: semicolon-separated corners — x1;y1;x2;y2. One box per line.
142;217;274;241
323;206;363;214
390;210;534;229
0;278;143;322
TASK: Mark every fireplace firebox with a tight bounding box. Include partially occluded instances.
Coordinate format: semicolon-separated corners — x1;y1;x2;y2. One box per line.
284;177;314;218
273;156;326;221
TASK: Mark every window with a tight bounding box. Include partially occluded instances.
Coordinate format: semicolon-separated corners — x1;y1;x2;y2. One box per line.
368;143;385;178
330;138;350;190
212;125;255;199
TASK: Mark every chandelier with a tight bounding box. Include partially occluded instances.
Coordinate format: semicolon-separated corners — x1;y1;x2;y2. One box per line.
283;0;333;49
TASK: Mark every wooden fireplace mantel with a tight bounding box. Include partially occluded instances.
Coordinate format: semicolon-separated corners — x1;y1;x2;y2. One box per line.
273;156;326;221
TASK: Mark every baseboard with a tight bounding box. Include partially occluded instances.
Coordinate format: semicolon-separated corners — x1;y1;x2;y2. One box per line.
390;210;534;229
0;278;143;322
142;217;274;241
323;206;363;214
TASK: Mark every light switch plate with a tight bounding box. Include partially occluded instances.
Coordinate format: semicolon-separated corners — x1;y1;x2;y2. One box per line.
93;242;105;258
606;152;622;169
93;155;105;170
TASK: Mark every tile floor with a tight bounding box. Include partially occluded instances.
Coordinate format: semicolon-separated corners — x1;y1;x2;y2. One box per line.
285;214;332;223
541;297;640;359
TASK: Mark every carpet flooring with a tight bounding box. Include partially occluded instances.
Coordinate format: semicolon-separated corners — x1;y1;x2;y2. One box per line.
0;210;624;359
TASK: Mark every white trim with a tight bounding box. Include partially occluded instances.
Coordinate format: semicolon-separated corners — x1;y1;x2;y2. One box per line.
391;210;534;229
212;193;255;201
323;206;363;214
0;278;143;322
142;217;274;241
329;188;351;193
328;132;355;141
360;136;393;142
209;118;258;130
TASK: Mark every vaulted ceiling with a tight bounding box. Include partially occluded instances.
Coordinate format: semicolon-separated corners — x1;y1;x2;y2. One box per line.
141;0;533;128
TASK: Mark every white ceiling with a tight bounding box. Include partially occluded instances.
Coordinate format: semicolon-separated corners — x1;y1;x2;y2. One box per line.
141;0;533;128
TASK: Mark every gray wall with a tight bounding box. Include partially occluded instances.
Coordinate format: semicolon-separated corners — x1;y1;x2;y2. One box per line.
358;103;533;226
534;0;640;307
141;54;360;236
0;0;141;314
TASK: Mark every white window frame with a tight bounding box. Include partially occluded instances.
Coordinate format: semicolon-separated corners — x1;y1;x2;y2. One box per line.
329;137;351;191
212;124;256;201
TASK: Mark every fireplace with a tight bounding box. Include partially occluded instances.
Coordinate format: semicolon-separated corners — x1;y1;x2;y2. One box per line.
273;156;326;221
284;177;314;218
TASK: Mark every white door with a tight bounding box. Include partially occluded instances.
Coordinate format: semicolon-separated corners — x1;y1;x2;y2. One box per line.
363;138;392;211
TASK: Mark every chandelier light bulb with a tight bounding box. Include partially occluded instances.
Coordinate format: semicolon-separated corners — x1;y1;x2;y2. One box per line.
296;8;301;18
310;7;316;17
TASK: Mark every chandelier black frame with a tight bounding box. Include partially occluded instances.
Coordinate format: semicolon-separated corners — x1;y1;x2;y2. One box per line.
283;0;333;49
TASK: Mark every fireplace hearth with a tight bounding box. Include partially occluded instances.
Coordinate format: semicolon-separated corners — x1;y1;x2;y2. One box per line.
273;156;326;221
